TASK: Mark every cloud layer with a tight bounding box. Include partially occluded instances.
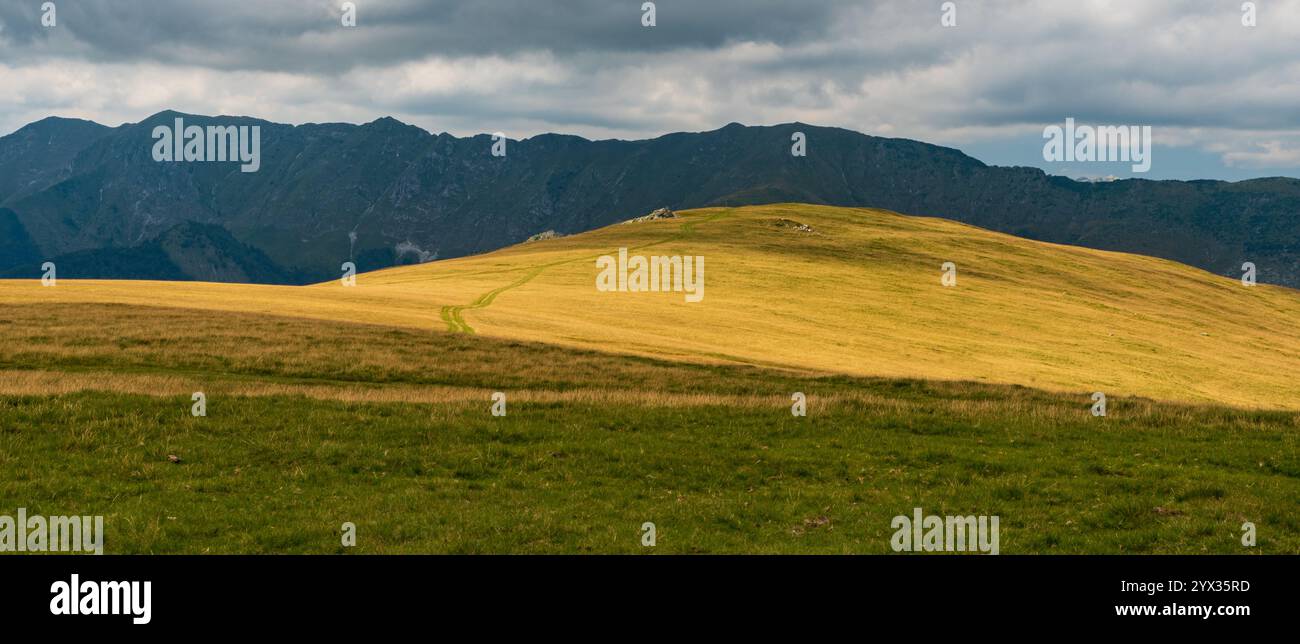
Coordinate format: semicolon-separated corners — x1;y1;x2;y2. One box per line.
3;0;1300;179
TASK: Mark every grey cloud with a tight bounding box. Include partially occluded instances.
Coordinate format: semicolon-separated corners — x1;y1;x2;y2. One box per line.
3;0;1300;179
0;0;850;72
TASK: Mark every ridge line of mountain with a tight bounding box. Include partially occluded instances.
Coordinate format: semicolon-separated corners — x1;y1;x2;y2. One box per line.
2;110;1298;287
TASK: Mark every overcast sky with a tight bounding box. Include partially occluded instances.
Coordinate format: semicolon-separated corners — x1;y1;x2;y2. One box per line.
2;0;1299;180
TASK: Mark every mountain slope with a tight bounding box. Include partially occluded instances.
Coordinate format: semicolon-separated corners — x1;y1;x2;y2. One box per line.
3;203;1298;410
3;113;1300;286
0;208;41;271
0;116;111;205
0;221;294;282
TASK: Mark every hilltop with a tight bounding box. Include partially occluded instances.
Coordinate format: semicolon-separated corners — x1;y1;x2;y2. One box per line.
4;203;1299;410
3;203;1299;553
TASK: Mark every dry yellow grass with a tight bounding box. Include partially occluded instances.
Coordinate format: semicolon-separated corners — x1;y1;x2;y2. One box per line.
0;368;777;409
2;368;1266;428
3;203;1299;409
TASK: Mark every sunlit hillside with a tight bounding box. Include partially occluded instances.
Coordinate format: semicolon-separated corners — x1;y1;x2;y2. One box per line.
3;204;1299;409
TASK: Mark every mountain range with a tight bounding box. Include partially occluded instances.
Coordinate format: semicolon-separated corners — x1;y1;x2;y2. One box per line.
1;110;1298;286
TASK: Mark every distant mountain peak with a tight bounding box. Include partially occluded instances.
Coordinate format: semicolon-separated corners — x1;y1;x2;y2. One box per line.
2;110;1299;288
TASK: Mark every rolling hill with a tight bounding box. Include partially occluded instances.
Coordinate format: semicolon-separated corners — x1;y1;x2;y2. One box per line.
3;203;1299;410
4;203;1299;554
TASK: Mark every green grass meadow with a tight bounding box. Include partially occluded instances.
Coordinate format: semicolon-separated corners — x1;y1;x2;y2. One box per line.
1;304;1296;553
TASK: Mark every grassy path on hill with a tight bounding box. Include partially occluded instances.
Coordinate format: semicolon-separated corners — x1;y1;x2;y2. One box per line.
441;266;546;333
439;211;729;333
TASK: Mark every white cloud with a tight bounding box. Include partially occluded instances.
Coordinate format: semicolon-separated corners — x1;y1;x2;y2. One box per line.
4;0;1300;177
1221;140;1300;168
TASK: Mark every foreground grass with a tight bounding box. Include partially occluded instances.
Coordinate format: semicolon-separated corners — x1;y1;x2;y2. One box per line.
0;304;1297;553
